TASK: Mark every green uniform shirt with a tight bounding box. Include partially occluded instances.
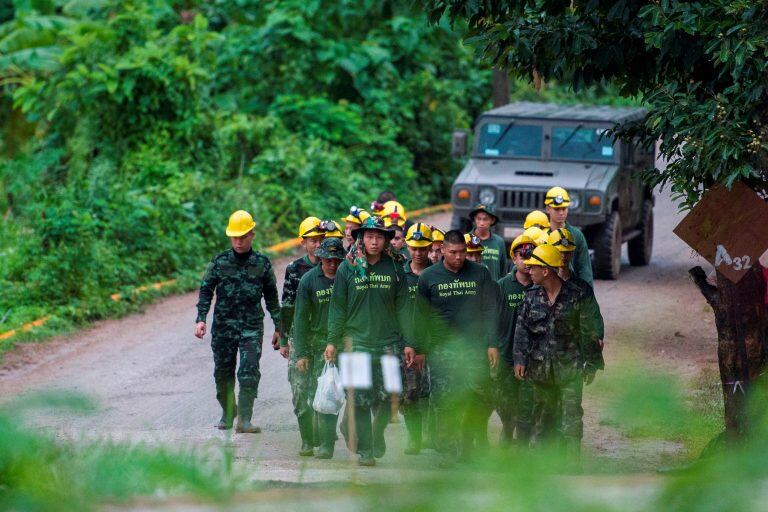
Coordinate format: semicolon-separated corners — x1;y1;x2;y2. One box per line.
472;230;508;281
513;279;604;381
292;265;335;358
565;222;593;286
414;260;500;363
497;272;533;365
326;254;409;352
401;260;430;347
567;275;605;339
196;249;281;334
279;255;316;347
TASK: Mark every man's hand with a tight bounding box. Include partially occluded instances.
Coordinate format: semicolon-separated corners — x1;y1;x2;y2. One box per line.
514;364;526;380
271;331;281;350
598;339;605;349
584;370;597;385
297;358;309;373
404;346;416;367
414;354;426;372
279;341;290;360
194;322;206;339
324;344;336;362
488;347;500;369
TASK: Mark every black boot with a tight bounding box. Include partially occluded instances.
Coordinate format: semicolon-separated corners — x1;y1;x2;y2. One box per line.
315;413;338;459
355;405;375;466
403;410;422;455
215;379;236;430
235;390;261;434
372;403;391;459
298;413;314;456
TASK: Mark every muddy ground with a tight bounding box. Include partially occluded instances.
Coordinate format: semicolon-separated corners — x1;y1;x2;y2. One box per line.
0;189;720;486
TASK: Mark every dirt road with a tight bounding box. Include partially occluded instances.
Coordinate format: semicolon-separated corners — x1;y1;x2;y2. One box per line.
0;190;719;483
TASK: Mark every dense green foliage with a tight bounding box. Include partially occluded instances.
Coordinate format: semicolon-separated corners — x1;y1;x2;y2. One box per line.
0;0;493;334
0;0;630;338
424;0;768;208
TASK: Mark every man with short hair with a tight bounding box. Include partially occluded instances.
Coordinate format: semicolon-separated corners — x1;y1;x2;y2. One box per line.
408;230;500;466
468;204;507;281
294;237;346;459
195;210;281;433
326;217;409;466
513;244;604;461
544;187;593;286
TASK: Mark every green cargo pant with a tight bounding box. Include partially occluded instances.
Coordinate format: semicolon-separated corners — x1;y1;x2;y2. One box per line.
495;361;534;444
211;329;263;421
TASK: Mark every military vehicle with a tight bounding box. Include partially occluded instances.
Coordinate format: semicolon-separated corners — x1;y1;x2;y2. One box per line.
450;102;655;279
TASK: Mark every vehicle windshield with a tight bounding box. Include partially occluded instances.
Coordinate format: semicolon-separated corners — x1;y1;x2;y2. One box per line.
475;122;542;158
551;125;616;162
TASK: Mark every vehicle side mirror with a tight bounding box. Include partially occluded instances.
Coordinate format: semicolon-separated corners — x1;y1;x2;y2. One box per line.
451;131;468;157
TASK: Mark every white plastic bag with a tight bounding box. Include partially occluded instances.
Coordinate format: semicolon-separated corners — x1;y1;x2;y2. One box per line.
313;362;345;414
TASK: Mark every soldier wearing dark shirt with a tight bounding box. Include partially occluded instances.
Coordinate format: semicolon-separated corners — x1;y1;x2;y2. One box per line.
408;230;500;467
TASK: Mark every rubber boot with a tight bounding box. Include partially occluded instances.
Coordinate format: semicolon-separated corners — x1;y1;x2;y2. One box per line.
355;405;375;466
372;404;390;458
315;413;338;459
235;390;261;433
215;379;236;430
298;413;314;456
403;410;422;455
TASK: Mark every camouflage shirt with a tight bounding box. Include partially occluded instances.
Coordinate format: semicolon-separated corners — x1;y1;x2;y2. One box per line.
512;279;604;381
280;255;316;347
195;249;281;335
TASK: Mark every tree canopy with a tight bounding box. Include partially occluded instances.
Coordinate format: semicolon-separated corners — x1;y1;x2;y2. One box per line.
424;0;768;208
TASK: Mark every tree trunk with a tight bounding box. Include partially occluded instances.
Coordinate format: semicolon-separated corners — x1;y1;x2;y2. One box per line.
491;68;510;108
690;264;768;441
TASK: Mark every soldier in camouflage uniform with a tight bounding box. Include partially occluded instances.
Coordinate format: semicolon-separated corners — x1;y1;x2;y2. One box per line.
294;237;346;459
195;210;281;433
513;244;604;460
281;216;324;455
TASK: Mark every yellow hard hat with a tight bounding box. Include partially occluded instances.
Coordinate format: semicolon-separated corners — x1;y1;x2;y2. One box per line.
343;206;371;225
544;186;571;207
383;215;405;229
226;210;256;237
431;227;445;244
298;216;323;238
405;222;433;248
548;228;576;252
509;234;536;258
464;233;484;253
382;200;407;224
522;227;549;246
323;220;344;239
524;210;550;230
524;244;563;268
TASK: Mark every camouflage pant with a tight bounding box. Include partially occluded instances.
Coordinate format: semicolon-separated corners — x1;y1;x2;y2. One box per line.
288;347;314;420
211;330;263;396
494;362;534;443
429;357;494;459
530;367;584;445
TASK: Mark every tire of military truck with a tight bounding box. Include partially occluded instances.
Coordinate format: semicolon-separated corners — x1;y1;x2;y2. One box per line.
593;210;622;280
628;199;654;266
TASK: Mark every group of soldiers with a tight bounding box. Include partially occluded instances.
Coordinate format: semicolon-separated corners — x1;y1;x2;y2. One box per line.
195;187;605;468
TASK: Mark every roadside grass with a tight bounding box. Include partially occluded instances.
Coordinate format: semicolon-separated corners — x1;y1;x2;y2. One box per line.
0;393;241;511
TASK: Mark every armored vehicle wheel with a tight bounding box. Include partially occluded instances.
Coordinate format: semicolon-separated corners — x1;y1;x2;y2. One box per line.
593;211;622;280
628;199;653;266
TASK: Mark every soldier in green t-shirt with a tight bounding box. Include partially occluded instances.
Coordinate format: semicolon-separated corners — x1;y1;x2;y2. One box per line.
293;237;346;459
407;230;500;467
326;217;410;467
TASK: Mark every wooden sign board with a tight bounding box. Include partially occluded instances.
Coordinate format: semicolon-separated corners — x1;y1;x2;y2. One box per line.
673;181;768;283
